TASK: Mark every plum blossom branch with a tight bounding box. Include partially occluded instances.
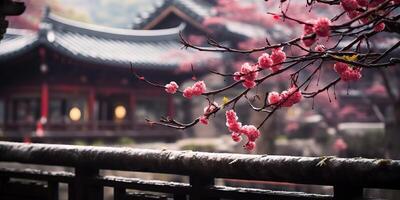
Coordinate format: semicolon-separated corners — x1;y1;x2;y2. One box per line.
135;0;400;151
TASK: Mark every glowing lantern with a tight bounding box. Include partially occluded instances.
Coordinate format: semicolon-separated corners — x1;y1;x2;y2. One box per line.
69;107;82;121
114;105;127;119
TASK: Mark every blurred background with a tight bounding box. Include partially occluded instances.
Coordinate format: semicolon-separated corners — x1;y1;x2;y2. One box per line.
0;0;399;198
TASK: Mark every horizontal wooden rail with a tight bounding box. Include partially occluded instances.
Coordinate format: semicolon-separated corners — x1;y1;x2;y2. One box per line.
0;141;399;189
0;168;332;200
1;142;400;200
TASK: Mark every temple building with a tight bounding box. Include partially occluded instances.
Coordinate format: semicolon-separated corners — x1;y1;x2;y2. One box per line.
0;9;219;143
131;0;273;44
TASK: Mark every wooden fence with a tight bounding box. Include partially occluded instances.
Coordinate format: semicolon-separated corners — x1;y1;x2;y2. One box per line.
0;141;399;200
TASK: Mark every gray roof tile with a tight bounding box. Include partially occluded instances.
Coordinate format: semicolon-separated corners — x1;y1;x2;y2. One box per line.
0;12;221;71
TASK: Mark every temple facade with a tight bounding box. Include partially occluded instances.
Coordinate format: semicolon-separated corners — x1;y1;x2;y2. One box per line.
0;9;219;143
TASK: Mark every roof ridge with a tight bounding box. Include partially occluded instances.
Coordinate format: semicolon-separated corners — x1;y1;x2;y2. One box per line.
132;0;213;29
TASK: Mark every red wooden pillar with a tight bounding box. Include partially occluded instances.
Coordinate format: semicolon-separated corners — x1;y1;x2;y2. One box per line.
88;88;95;130
37;82;48;137
40;83;49;120
129;93;136;129
37;47;48;137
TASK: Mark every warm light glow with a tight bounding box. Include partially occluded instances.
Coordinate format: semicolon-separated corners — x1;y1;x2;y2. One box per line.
114;105;127;119
69;107;81;121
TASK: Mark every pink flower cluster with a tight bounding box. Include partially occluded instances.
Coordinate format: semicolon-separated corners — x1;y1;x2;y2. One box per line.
234;48;287;89
341;0;398;32
258;53;273;69
225;110;260;151
257;48;286;72
315;45;325;52
234;62;259;89
199;102;219;125
183;81;207;99
374;22;385;32
165;81;179;94
302;18;331;47
268;86;303;107
333;62;362;81
270;48;286;70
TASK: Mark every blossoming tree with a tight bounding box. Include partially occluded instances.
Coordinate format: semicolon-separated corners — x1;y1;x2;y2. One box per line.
135;0;400;151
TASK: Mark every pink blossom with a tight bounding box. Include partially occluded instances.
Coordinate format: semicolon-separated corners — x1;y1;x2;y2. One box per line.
225;110;261;151
226;110;242;133
203;102;219;115
315;45;325;52
268;87;302;107
243;80;257;89
258;53;273;69
192;81;207;95
241;125;260;142
334;62;362;81
334;62;349;74
280;86;303;107
231;132;242;142
199;116;208;125
237;62;259;88
268;92;281;105
240;63;258;82
226;110;238;123
347;11;360;19
183;81;207;99
183;87;194;99
165;81;179;94
314;18;331;37
271;48;286;65
341;0;359;11
244;141;256;151
341;68;362;81
374;22;385;32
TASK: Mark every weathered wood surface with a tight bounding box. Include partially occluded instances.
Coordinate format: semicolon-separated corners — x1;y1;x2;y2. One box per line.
1;141;399;189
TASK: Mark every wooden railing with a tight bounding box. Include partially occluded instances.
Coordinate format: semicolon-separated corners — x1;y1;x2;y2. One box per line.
0;141;399;200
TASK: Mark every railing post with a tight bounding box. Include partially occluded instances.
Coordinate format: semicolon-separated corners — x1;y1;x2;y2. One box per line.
114;187;126;200
71;167;103;200
334;186;363;200
173;194;187;200
0;176;10;197
68;182;75;200
189;176;218;200
47;181;59;200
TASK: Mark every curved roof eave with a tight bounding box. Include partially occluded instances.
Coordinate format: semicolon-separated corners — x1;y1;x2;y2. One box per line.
0;29;39;62
45;12;186;42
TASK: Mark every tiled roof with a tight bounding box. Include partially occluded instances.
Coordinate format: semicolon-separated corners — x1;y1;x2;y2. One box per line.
130;0;289;41
132;0;213;29
0;11;221;71
0;29;37;58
